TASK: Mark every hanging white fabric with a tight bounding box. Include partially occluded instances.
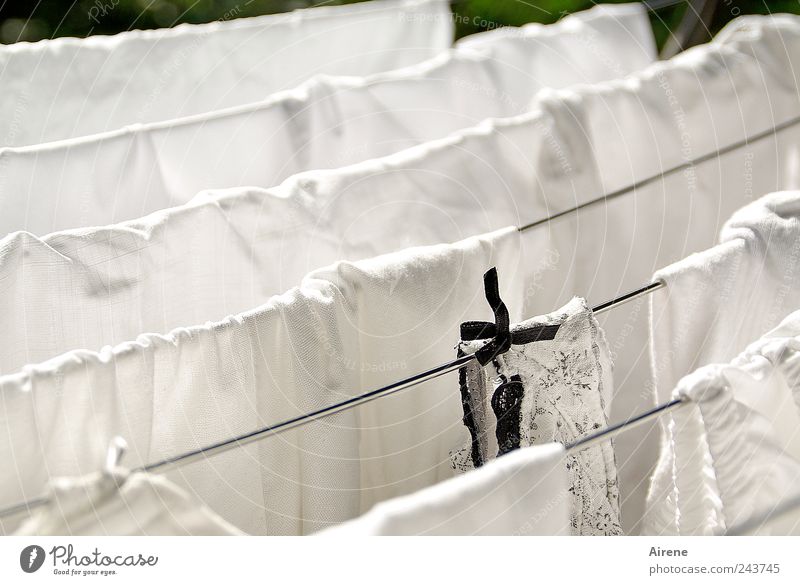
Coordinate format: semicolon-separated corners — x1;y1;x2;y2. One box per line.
650;191;800;406
13;467;243;536
0;226;528;536
0;3;656;237
0;0;453;148
523;15;800;532
1;14;799;535
644;308;800;535
0;92;598;375
318;443;569;536
0;14;794;380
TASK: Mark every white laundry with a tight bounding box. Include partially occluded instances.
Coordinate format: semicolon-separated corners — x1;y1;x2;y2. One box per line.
650;191;800;406
0;101;597;376
644;310;800;535
14;468;242;536
2;15;800;534
319;443;568;535
0;15;792;379
0;227;531;536
525;16;800;532
0;0;452;148
0;3;656;237
452;298;620;535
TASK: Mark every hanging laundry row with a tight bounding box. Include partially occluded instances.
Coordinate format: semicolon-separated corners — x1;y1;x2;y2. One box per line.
0;2;654;236
1;0;799;537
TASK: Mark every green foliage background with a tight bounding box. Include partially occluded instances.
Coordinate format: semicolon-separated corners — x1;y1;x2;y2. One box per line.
0;1;796;47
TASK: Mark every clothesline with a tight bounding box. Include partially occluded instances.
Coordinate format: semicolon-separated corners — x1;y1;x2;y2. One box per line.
0;280;669;520
518;113;800;233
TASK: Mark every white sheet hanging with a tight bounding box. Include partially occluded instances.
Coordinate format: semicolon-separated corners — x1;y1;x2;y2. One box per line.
0;103;597;376
650;191;800;405
644;309;800;535
14;467;243;536
0;0;452;148
0;3;655;237
4;14;793;378
0;226;528;536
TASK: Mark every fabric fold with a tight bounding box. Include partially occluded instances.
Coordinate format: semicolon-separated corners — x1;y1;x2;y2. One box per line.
645;310;800;535
318;443;568;535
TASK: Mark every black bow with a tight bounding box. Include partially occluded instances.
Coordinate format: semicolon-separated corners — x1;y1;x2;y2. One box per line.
462;267;561;366
473;268;512;366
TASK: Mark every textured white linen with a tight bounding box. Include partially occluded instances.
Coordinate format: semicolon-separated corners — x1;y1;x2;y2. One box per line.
0;0;452;148
0;102;596;375
650;192;800;406
452;298;620;535
644;310;800;535
1;14;790;376
14;468;242;536
2;15;799;533
319;443;568;535
0;3;655;237
0;227;530;536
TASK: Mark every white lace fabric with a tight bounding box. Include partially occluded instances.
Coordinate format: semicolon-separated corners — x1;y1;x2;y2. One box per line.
452;297;621;535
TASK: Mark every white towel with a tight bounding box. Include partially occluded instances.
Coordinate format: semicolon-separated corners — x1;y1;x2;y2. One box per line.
644;309;800;535
0;3;655;237
0;0;452;148
319;443;568;536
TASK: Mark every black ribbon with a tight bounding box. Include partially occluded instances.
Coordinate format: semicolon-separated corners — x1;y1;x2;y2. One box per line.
464;267;561;365
472;268;511;366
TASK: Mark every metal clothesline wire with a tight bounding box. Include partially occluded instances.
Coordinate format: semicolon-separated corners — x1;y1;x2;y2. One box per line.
0;278;670;522
3;111;800;520
139;280;666;477
518;113;800;233
0;261;667;521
